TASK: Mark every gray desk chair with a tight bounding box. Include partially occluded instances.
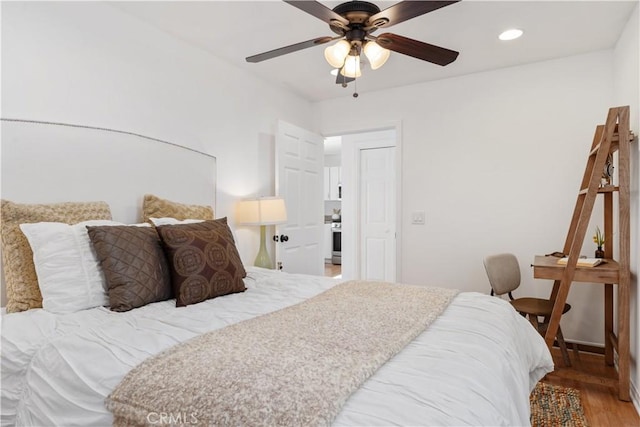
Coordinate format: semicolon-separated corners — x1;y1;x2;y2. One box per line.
483;253;572;366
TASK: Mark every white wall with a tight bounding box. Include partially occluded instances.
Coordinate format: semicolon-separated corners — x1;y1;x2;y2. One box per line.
613;3;640;409
1;2;314;268
314;50;617;346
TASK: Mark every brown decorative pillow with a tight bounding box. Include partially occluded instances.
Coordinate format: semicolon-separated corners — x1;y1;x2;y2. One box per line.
86;225;172;312
141;194;213;223
1;200;112;313
156;218;246;307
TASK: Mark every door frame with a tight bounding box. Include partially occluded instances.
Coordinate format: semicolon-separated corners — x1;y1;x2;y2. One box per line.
326;121;402;282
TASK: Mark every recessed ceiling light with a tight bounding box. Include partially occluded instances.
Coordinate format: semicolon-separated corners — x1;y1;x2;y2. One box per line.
330;69;339;76
499;29;523;41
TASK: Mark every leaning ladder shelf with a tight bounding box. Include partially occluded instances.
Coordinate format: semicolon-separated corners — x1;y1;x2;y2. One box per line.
544;106;633;401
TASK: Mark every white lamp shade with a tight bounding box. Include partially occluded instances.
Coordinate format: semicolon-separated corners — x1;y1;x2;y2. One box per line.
340;55;362;78
324;40;350;68
364;41;390;70
236;197;287;226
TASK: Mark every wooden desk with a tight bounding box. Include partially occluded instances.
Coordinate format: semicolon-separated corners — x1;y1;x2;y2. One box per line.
532;255;619;283
532;255;629;401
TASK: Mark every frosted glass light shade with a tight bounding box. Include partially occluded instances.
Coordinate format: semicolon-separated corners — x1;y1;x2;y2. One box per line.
236;197;287;225
340;55;362;78
324;40;351;68
363;41;390;70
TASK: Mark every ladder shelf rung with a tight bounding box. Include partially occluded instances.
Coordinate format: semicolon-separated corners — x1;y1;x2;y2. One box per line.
589;132;631;156
611;132;634;143
598;186;619;193
579;186;619;195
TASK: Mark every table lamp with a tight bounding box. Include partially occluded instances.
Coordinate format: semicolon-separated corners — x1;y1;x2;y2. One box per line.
236;196;287;269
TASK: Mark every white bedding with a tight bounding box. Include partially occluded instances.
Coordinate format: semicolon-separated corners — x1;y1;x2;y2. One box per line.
1;268;553;426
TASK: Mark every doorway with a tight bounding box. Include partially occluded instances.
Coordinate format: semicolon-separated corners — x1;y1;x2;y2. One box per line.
323;136;343;278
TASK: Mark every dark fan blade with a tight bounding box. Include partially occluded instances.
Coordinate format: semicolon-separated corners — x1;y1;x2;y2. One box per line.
284;1;349;26
335;69;355;85
366;1;460;28
376;33;458;66
246;36;334;63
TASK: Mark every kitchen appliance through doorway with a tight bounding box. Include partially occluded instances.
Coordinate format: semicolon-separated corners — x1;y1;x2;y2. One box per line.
331;222;341;265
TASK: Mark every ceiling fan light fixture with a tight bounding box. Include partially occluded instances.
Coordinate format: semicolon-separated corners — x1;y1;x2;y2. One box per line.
324;40;351;68
363;41;390;70
498;28;523;41
340;55;362;78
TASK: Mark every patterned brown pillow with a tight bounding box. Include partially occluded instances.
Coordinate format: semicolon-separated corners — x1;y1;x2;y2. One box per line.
141;194;213;223
1;200;112;313
156;218;246;307
86;225;172;312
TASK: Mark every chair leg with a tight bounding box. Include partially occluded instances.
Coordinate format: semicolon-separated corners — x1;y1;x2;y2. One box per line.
536;320;572;367
572;342;581;365
556;326;572;367
528;314;540;331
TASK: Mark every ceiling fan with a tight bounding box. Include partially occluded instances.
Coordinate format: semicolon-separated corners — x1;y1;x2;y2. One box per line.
246;1;460;89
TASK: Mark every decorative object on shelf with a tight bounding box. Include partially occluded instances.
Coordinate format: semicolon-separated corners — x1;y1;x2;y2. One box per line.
601;153;614;187
557;257;604;267
593;226;605;258
236;197;288;269
331;208;341;221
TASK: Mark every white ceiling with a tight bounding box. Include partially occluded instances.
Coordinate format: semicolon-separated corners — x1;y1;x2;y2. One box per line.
110;1;638;102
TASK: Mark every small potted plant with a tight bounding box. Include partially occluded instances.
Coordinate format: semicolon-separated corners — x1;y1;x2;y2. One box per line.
593;226;605;258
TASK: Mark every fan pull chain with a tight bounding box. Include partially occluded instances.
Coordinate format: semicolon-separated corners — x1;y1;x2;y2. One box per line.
353;63;359;98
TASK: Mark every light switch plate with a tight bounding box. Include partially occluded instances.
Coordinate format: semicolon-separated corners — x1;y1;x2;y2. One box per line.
411;211;425;225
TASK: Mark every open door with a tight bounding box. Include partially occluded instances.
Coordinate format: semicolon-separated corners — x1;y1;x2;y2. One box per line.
275;120;324;275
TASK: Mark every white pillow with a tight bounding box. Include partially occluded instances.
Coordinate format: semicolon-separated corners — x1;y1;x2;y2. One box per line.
149;217;204;226
19;220;121;313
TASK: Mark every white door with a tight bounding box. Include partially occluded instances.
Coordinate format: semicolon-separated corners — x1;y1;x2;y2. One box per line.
360;146;396;281
275;120;324;275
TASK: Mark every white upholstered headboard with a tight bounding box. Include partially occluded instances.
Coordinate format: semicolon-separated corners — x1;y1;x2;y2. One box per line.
0;118;217;306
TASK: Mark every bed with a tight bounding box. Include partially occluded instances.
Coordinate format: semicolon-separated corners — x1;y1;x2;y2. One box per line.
0;119;554;426
2;267;553;426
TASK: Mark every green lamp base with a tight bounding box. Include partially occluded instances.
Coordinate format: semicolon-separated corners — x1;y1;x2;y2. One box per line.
254;225;274;269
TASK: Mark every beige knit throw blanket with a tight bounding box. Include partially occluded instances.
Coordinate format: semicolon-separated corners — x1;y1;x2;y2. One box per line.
106;280;459;427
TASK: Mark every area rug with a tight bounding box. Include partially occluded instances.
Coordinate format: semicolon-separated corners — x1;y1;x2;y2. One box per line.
531;382;589;427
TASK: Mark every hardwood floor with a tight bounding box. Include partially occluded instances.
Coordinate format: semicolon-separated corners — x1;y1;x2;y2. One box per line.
324;262;341;278
543;348;639;426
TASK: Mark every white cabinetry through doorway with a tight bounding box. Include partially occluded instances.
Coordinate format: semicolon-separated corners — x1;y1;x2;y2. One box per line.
324;167;341;200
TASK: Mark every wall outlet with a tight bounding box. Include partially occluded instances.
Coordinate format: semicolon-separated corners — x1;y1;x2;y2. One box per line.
411;211;425;225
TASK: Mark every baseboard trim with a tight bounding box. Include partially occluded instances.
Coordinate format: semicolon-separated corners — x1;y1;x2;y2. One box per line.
630;379;640;417
555;339;605;355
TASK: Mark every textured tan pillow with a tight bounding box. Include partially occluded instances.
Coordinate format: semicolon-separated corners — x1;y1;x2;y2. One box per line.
141;194;213;223
156;218;246;307
86;225;172;312
1;200;112;313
